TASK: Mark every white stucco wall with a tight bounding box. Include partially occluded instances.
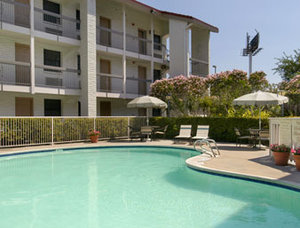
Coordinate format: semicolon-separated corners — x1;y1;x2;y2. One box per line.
169;19;188;77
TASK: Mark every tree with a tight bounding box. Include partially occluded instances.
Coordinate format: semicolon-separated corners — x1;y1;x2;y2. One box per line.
274;49;300;81
249;71;269;92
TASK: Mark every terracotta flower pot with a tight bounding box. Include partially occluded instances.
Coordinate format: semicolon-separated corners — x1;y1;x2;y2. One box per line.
272;151;290;166
90;135;98;143
294;154;300;171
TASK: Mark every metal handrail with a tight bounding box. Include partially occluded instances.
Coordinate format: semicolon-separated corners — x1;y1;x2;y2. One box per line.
194;139;220;157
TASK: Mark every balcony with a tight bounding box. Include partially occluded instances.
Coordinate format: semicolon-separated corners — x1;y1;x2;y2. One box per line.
0;60;80;91
96;73;123;93
96;26;169;61
35;65;81;90
190;58;209;77
0;0;30;28
0;60;31;86
96;26;123;50
96;73;151;96
34;8;80;40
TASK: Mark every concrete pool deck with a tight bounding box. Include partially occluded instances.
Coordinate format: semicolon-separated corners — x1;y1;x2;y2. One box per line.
1;140;300;189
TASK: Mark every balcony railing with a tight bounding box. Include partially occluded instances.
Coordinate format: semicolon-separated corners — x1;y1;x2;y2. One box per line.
126;77;151;95
154;43;169;61
0;0;30;28
126;34;152;56
35;65;81;89
34;8;80;40
0;60;31;86
96;73;123;93
96;26;123;49
190;58;209;77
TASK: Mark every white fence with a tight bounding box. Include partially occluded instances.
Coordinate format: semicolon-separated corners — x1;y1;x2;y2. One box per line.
0;116;147;148
269;117;300;147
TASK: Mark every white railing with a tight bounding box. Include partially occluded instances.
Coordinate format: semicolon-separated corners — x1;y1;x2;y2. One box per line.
96;73;123;93
0;116;147;148
0;60;31;86
96;26;123;49
35;65;81;89
34;7;80;40
126;34;152;56
0;0;30;28
190;58;209;77
126;77;151;95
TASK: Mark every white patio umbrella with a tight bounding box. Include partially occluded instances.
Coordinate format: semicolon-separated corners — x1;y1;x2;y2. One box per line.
127;95;168;126
233;90;289;130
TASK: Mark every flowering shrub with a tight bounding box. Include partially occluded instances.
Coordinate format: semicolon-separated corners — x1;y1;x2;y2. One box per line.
150;70;270;117
88;130;100;137
270;144;290;153
291;147;300;155
286;75;300;93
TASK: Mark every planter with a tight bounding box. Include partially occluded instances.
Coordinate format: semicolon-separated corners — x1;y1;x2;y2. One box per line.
294;154;300;171
272;151;290;166
90;135;99;143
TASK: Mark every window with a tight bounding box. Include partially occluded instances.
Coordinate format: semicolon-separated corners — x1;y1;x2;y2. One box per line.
154;34;161;51
44;49;61;72
76;10;80;30
153;69;161;82
43;0;60;24
44;99;61;116
77;55;81;75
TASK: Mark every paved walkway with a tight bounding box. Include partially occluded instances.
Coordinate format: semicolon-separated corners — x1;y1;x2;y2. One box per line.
1;140;300;189
187;143;300;189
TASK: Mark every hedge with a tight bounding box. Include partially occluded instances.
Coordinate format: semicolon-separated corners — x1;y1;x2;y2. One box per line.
150;117;269;142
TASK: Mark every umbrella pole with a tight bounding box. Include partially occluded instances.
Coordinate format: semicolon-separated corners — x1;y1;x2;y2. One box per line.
146;108;150;141
258;106;262;149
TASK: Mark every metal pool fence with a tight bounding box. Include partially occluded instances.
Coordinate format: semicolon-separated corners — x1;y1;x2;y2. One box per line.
0;117;147;148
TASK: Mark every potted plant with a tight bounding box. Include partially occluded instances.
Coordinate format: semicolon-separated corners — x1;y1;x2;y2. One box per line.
270;144;291;166
88;130;100;143
292;147;300;171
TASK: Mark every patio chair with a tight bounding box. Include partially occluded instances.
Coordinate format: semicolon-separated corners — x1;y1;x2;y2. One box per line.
259;130;270;145
234;128;251;147
128;126;142;141
153;125;168;140
192;125;209;141
174;125;192;143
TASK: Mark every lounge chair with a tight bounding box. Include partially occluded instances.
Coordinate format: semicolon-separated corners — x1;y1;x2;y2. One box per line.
192;125;209;141
174;125;192;143
234;128;251;147
129;126;142;141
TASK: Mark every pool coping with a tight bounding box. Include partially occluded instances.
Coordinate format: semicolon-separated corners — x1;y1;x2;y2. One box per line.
1;143;300;192
186;154;300;192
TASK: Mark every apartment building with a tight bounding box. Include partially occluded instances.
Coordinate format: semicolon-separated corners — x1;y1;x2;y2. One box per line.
0;0;218;117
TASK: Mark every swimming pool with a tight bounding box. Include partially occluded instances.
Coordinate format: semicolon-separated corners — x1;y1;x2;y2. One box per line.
0;146;299;228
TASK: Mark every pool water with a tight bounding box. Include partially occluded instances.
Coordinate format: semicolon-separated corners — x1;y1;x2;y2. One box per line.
0;146;299;228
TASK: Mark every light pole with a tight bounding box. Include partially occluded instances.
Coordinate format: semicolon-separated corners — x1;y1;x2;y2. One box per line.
212;65;217;74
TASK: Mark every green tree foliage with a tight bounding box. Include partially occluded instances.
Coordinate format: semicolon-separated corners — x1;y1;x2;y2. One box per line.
274;49;300;81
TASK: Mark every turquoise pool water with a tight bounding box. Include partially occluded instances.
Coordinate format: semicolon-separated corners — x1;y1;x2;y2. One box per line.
0;146;299;228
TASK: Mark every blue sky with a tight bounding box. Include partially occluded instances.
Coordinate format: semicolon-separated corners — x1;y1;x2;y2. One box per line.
139;0;300;83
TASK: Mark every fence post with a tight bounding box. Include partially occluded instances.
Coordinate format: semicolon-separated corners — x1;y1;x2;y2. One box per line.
51;117;54;146
93;117;96;130
127;117;130;138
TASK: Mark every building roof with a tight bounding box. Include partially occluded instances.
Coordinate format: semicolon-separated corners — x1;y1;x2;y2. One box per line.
128;0;219;33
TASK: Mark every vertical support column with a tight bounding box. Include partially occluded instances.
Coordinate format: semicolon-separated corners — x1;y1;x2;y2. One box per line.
185;26;190;77
122;5;127;95
150;16;154;83
80;0;97;116
30;0;35;94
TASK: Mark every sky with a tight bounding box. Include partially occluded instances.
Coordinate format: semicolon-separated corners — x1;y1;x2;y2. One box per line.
139;0;300;83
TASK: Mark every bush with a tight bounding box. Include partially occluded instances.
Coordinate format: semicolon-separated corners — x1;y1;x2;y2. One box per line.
150;117;268;142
